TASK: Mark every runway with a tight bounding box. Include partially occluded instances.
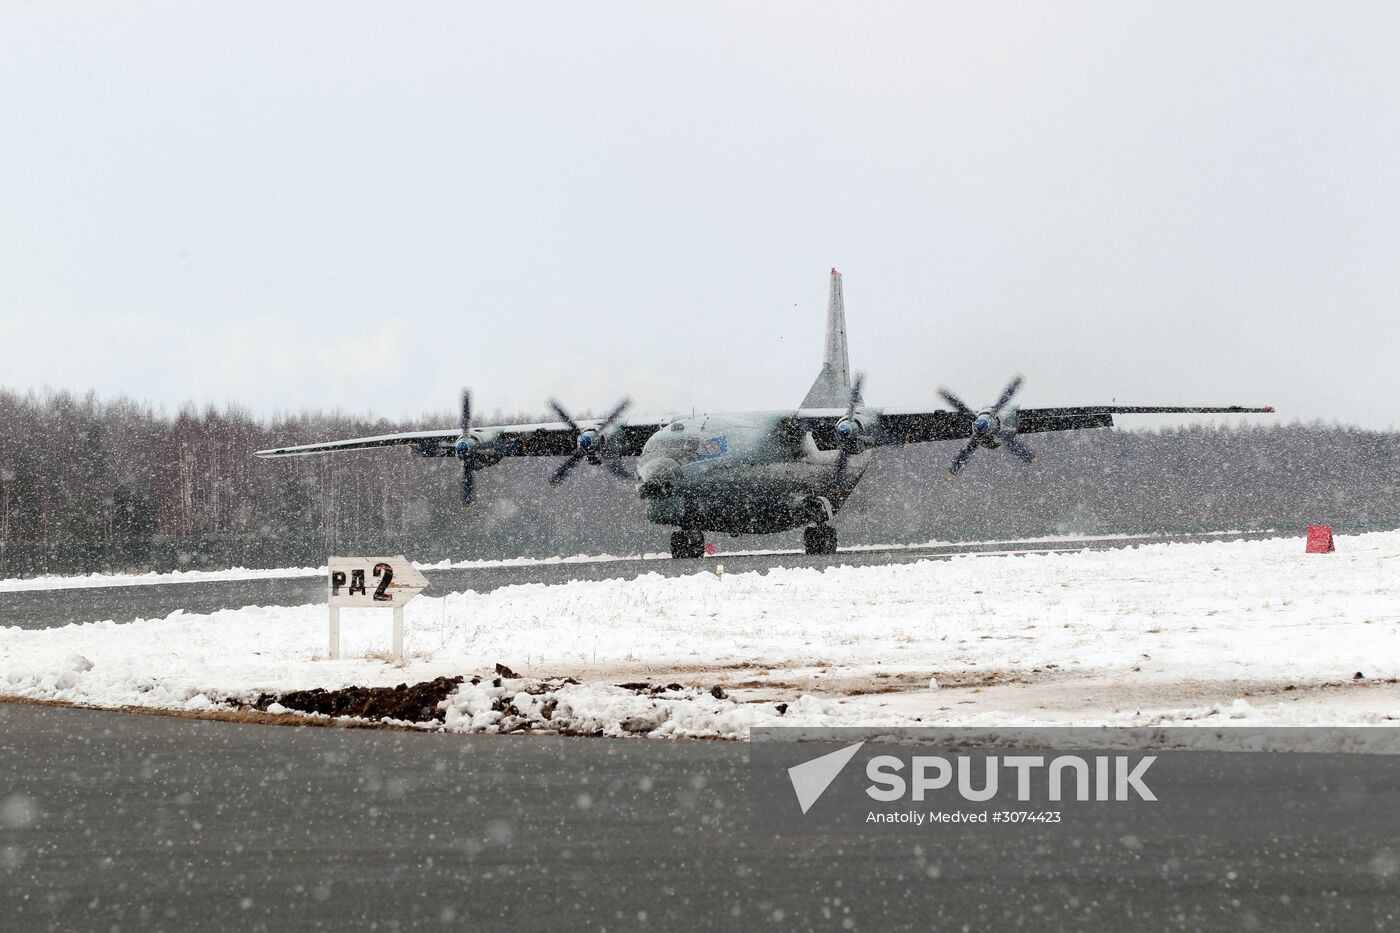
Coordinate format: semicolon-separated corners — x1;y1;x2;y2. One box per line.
0;530;1283;630
2;702;1396;932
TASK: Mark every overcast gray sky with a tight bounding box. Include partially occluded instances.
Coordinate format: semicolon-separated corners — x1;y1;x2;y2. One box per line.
2;2;1398;427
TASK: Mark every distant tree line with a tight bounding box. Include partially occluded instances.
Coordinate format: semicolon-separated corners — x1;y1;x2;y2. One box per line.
0;387;1396;577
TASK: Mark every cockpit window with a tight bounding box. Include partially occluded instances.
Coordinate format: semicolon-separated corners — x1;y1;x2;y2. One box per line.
643;434;728;466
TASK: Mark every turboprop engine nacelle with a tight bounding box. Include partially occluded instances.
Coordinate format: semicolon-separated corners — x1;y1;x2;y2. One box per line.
453;429;505;467
972;406;1019;445
576;421;629;458
834;411;878;452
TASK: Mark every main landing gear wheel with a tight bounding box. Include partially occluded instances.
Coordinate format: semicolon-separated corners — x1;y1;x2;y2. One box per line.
670;530;706;559
803;525;837;556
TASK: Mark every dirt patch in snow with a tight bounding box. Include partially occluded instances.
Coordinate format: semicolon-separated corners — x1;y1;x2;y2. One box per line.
249;672;745;732
254;675;466;723
0;694;405;730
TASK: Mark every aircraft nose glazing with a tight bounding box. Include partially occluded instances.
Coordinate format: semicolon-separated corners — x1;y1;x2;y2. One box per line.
637;457;682;499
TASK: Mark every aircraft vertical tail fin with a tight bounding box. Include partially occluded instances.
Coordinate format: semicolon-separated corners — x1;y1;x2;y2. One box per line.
800;268;854;408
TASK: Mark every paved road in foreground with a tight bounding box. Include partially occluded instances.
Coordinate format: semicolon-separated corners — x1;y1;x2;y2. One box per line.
0;531;1285;630
1;703;1394;932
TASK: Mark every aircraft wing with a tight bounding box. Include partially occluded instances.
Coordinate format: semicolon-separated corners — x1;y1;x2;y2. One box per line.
794;404;1274;448
256;419;668;459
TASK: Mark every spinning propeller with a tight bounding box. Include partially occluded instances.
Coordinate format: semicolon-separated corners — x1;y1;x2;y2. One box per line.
832;371;868;490
938;374;1036;477
453;388;498;507
547;397;634;487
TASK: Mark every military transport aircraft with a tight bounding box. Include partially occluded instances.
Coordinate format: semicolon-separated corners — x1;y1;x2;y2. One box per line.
257;270;1273;559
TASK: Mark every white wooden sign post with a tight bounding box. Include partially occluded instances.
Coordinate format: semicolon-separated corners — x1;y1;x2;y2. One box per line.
326;555;429;662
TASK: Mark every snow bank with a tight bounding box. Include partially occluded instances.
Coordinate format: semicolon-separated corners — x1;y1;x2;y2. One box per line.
436;677;855;738
1;531;1396;737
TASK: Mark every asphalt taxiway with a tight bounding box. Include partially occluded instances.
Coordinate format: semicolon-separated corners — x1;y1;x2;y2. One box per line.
3;703;1396;932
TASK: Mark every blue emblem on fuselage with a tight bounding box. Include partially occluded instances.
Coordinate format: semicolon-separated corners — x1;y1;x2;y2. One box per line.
693;435;728;464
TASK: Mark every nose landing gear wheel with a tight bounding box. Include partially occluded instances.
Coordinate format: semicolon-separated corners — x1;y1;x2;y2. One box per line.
803;525;837;555
670;530;706;559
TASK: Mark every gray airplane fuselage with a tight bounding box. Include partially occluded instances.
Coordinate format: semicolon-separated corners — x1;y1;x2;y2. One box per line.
634;410;872;535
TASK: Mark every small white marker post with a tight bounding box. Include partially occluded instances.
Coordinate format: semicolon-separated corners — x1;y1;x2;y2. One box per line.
392;605;404;661
329;606;342;659
327;556;429;662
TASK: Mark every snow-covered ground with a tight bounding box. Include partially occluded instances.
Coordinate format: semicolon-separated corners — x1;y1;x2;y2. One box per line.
2;531;1397;738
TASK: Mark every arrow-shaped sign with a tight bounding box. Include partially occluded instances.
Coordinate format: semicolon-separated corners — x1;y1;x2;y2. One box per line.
327;555;429;608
